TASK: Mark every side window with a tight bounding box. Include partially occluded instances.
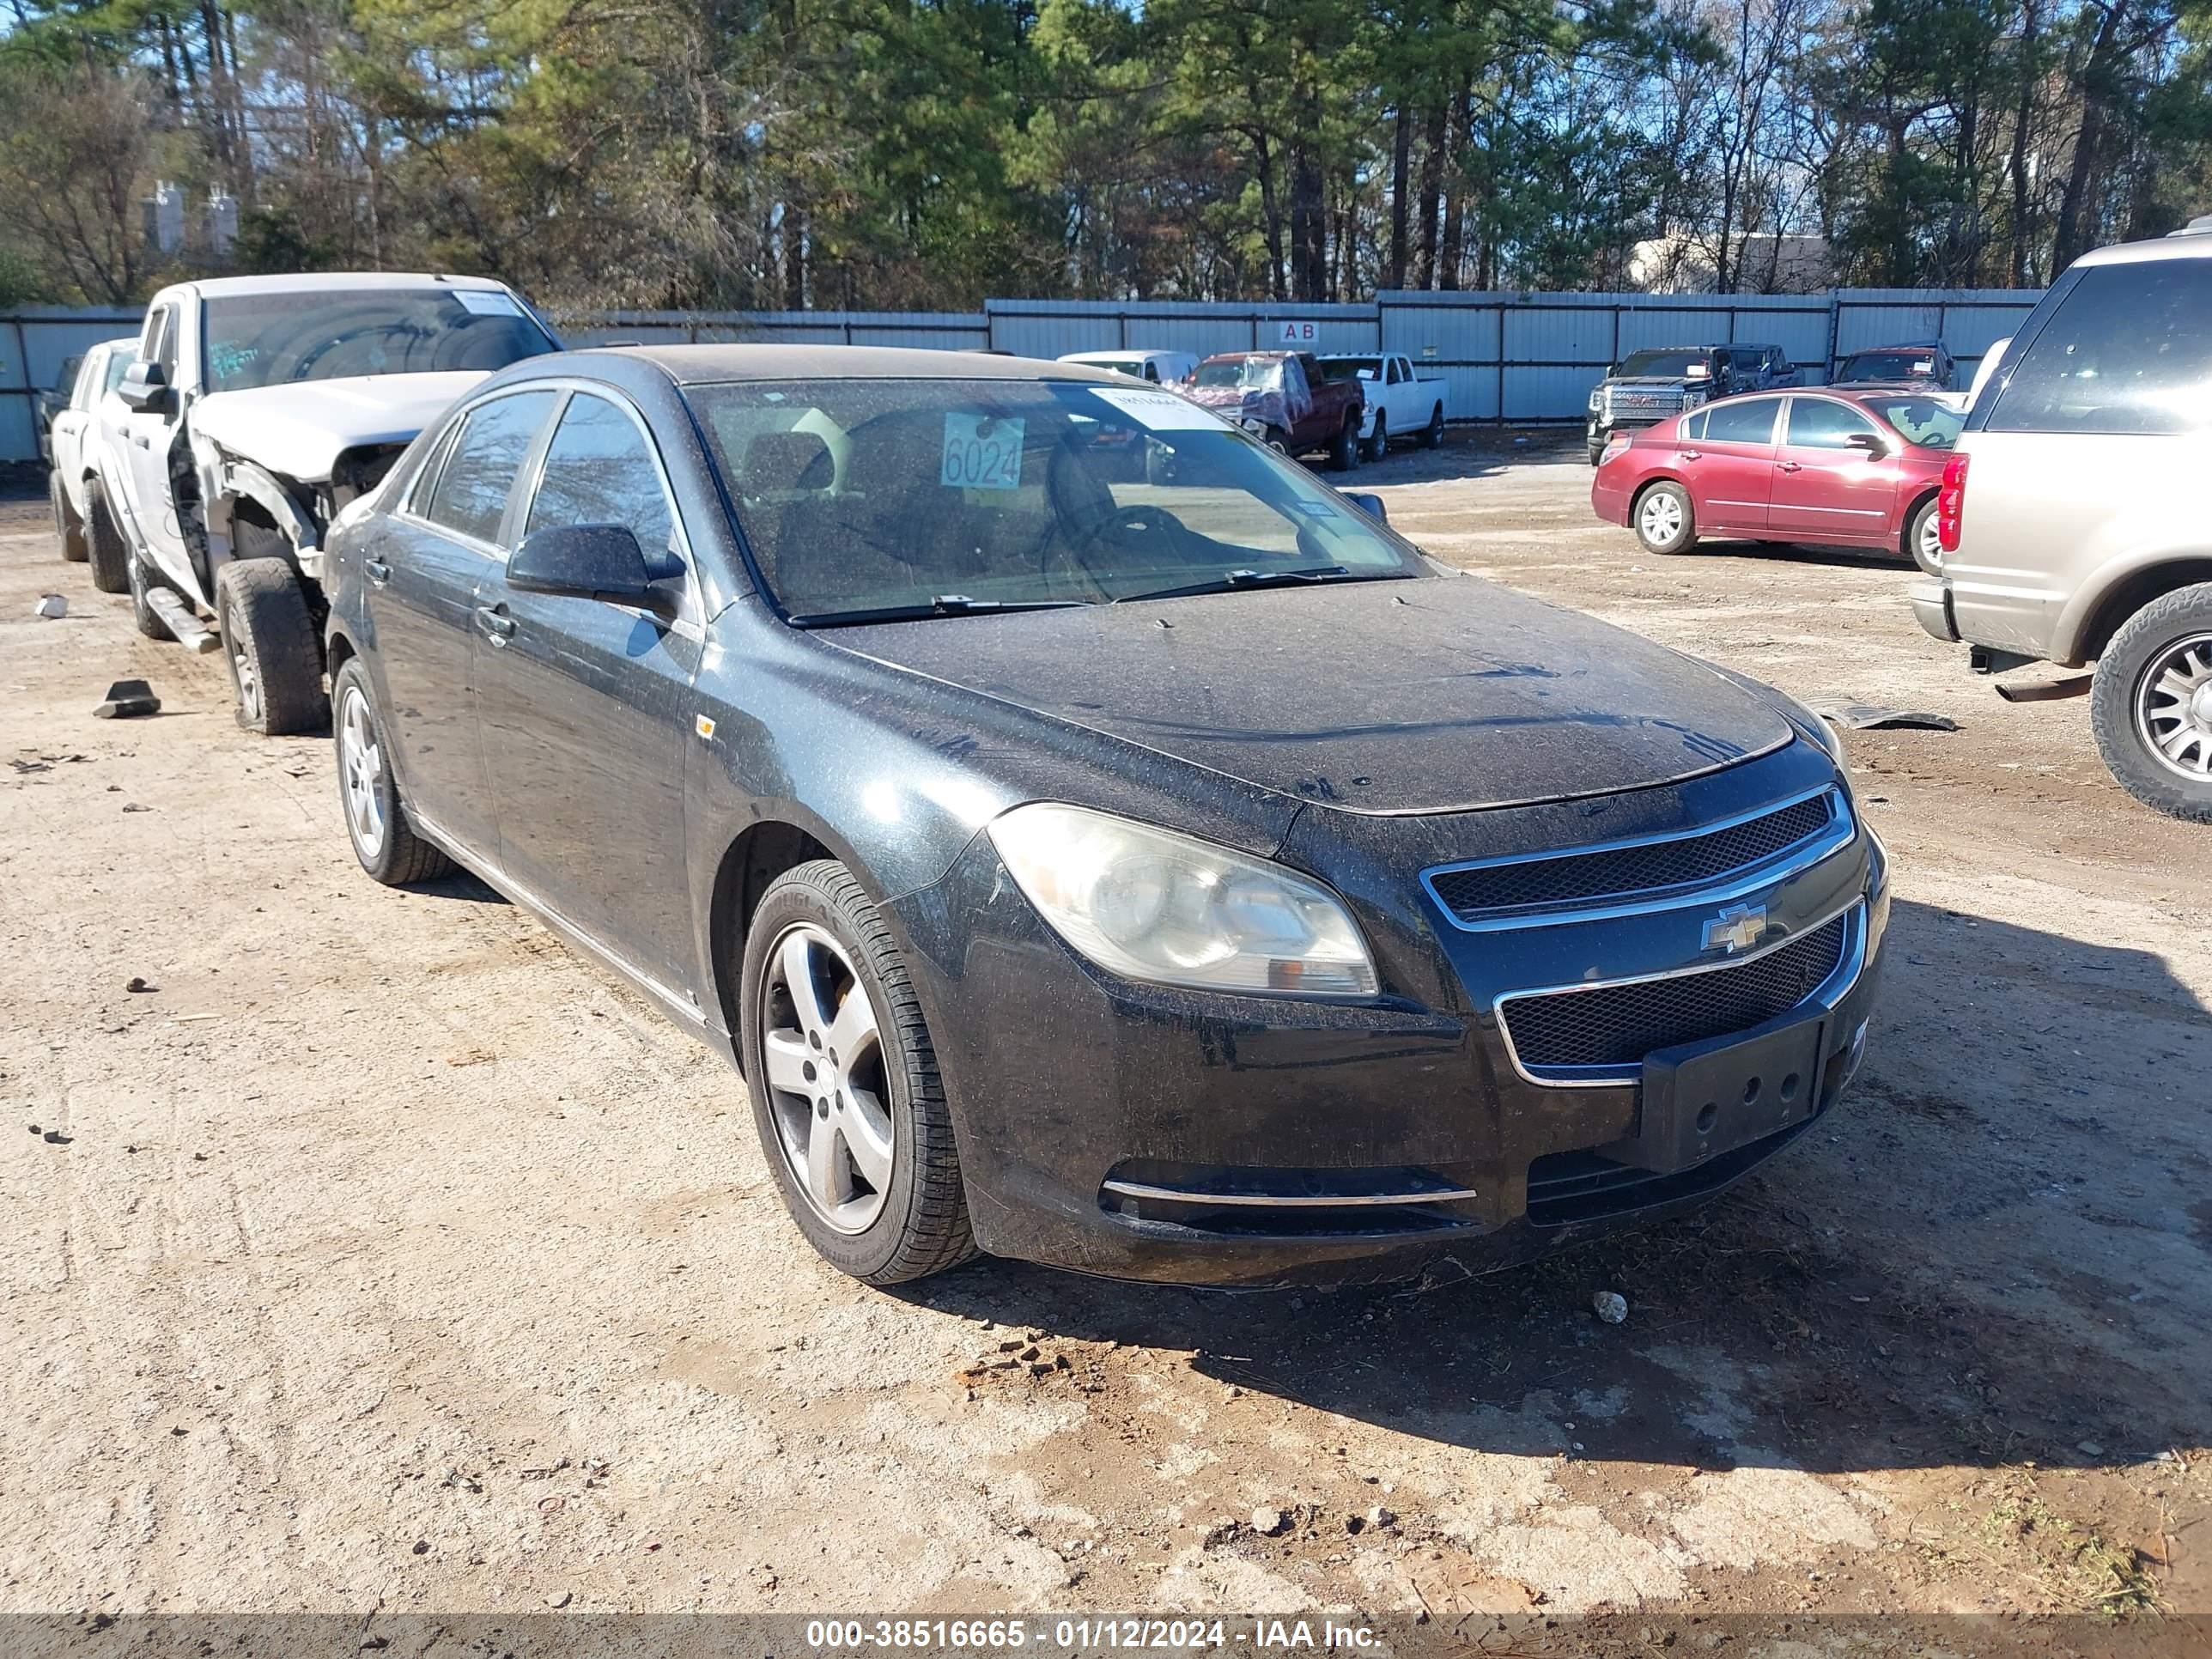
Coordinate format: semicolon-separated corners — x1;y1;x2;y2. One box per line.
1987;259;2212;434
149;307;179;379
1784;398;1881;449
1704;397;1780;444
1679;410;1709;441
1142;362;1160;383
424;391;557;546
102;350;134;397
1389;359;1407;385
68;355;97;407
524;392;680;561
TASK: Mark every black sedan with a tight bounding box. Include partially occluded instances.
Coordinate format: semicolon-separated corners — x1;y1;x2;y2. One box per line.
322;345;1889;1288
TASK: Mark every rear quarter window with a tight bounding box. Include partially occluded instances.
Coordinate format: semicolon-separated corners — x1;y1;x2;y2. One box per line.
1987;258;2212;434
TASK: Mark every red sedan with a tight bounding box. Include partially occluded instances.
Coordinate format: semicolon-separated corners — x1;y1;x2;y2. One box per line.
1590;387;1960;564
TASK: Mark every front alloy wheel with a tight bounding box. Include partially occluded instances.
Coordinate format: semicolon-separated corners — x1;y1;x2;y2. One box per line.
760;922;896;1235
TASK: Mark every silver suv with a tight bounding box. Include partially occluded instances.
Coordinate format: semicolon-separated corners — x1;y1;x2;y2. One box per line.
1910;222;2212;821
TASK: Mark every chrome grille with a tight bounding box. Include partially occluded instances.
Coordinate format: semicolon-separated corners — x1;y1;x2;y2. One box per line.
1499;913;1850;1075
1429;793;1837;925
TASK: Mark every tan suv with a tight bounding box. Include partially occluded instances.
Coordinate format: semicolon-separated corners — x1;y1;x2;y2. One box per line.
1911;221;2212;821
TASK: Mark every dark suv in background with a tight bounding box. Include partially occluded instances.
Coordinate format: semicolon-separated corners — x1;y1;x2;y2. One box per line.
1587;343;1796;464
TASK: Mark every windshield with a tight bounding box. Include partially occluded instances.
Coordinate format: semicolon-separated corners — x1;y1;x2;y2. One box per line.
1838;350;1938;383
1194;356;1283;390
689;377;1425;623
1615;350;1709;379
201;289;557;394
1318;358;1380;382
1867;395;1965;449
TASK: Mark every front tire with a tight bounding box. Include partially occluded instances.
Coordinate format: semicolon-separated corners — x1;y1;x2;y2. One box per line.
215;559;327;736
1633;480;1697;555
1906;496;1943;575
1587;442;1606;467
2090;583;2212;823
83;478;130;594
739;860;975;1285
1331;412;1360;471
332;658;453;884
50;472;87;562
1363;413;1388;463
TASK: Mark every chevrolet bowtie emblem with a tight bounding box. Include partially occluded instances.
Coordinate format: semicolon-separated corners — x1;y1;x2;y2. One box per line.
1702;902;1767;955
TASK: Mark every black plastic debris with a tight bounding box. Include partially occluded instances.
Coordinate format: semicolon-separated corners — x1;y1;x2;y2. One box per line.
94;678;161;720
1812;702;1960;732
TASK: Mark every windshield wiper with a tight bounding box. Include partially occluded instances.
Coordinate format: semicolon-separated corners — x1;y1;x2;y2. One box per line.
1115;565;1398;604
786;594;1093;628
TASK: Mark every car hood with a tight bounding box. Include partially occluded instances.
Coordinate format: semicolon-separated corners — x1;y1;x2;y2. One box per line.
189;371;490;483
823;576;1796;816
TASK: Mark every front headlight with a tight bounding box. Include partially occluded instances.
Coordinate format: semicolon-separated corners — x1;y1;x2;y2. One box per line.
1588;389;1602;413
988;803;1379;999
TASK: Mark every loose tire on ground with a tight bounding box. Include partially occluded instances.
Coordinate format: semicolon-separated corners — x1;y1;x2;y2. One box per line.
2089;581;2212;823
1331;412;1360;471
50;471;88;562
739;860;976;1285
1419;402;1445;449
1906;495;1943;575
83;477;131;593
1632;480;1698;556
331;657;453;884
1363;413;1388;463
215;558;327;736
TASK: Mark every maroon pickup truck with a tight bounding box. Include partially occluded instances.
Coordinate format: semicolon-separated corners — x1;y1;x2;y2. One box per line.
1184;351;1367;470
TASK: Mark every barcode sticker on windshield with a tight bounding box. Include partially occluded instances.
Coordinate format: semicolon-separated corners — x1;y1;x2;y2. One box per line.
1912;360;1935;374
941;413;1024;490
453;289;524;318
1091;387;1234;432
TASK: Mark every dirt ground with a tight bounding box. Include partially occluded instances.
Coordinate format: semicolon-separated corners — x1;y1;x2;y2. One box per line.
3;434;2209;1643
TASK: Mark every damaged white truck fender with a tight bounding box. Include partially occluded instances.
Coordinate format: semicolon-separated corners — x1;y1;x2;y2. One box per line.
92;272;560;734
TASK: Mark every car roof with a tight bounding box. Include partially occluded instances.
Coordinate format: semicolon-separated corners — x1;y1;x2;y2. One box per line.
538;343;1121;386
165;271;515;300
2078;227;2212;267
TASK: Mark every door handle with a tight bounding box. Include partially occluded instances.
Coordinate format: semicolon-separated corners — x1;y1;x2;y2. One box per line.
1679;448;1701;461
476;605;516;645
133;434;150;449
1778;460;1803;472
363;559;392;586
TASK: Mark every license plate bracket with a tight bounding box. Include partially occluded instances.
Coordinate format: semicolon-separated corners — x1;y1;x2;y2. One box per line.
1619;1018;1826;1175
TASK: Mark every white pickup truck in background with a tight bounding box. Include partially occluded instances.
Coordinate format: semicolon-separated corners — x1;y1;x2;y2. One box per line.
1316;352;1449;459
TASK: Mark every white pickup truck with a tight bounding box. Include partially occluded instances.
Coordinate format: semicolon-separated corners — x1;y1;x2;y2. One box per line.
45;336;137;568
87;272;559;733
1316;353;1449;459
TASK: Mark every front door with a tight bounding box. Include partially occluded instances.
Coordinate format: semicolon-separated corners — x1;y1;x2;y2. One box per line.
1679;395;1782;532
472;389;702;996
367;388;560;861
1768;397;1899;544
115;304;195;588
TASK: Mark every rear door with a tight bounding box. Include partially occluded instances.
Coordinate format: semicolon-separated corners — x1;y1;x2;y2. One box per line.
472;387;703;993
1678;394;1781;531
1768;396;1900;544
368;387;560;861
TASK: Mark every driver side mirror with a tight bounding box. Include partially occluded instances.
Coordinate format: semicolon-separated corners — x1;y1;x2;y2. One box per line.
1845;432;1890;459
507;524;681;603
118;360;174;416
1341;491;1388;524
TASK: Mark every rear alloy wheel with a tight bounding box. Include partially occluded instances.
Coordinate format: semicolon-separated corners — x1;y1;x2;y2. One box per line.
2092;584;2212;823
1419;403;1445;449
1633;480;1697;556
1332;411;1360;471
1363;413;1388;463
215;559;328;736
83;478;131;594
1906;496;1943;575
740;860;975;1285
331;658;453;884
50;472;88;562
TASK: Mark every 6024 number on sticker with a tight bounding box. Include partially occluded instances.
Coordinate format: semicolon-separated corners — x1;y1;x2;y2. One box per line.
941;413;1025;490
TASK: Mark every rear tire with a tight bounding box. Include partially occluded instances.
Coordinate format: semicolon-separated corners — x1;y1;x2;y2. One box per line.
216;559;327;736
739;860;977;1285
50;472;87;562
332;657;453;884
1419;403;1445;449
1331;412;1360;471
83;477;130;594
2089;583;2212;823
1906;496;1943;575
1363;413;1388;463
1632;480;1697;556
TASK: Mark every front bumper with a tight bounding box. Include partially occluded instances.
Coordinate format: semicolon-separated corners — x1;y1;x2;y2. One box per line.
890;746;1888;1288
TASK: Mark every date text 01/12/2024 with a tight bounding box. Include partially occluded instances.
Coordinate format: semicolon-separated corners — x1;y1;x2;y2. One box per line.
804;1620;1383;1650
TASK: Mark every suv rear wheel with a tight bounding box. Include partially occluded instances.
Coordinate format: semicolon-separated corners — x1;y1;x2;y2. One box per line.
2090;583;2212;823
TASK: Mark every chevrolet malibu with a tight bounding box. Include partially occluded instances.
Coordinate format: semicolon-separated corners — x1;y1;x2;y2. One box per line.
1591;386;1959;568
324;346;1889;1288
